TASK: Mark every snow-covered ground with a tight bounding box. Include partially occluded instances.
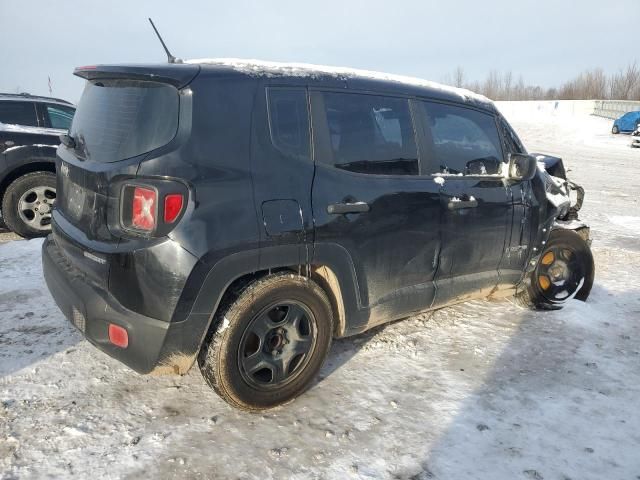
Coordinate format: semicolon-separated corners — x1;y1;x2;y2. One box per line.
1;104;639;480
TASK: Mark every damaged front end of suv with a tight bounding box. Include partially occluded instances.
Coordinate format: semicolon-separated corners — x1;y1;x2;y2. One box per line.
516;153;595;309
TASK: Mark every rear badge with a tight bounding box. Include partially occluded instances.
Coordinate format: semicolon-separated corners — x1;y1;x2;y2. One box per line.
83;250;106;265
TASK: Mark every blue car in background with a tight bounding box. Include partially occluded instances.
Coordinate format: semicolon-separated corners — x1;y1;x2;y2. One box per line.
612;110;640;134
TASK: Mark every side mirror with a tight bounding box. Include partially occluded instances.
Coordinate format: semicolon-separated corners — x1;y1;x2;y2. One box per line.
506;153;537;181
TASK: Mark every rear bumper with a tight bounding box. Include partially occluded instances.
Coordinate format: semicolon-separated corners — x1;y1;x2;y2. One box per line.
42;236;210;374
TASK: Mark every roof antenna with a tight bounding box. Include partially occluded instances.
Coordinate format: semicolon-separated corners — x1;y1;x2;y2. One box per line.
148;18;182;64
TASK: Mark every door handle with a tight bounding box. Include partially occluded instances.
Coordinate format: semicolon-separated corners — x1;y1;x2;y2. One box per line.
327;201;370;214
447;199;478;210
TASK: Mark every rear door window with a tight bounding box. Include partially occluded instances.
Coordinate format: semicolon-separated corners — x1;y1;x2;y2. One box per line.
0;101;38;127
318;92;418;175
45;104;75;130
70;79;179;162
420;101;504;175
267;88;310;160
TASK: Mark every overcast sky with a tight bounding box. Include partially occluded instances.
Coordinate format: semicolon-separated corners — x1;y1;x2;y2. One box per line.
1;0;636;103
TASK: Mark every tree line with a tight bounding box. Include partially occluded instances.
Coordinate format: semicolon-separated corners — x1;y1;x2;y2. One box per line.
443;62;640;101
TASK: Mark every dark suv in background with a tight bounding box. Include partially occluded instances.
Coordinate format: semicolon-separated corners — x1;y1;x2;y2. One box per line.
0;93;75;237
43;61;594;410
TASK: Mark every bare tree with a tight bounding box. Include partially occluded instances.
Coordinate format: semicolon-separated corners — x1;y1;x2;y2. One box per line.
453;66;465;88
610;62;640;100
442;61;640;101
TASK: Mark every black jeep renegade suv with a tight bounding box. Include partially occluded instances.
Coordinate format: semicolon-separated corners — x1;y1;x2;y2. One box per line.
0;93;75;238
42;60;594;410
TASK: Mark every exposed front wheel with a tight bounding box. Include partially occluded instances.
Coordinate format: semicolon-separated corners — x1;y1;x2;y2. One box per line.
516;229;594;310
198;273;333;411
1;171;56;239
612;125;620;134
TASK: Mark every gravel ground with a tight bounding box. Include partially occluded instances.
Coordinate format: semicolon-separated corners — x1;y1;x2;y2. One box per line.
0;228;21;244
0;104;639;480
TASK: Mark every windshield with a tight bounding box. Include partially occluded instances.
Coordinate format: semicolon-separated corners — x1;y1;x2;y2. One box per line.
70;79;179;162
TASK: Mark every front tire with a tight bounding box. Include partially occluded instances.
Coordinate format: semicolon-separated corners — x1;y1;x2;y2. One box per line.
612;125;620;134
198;273;333;411
1;171;56;239
516;229;594;310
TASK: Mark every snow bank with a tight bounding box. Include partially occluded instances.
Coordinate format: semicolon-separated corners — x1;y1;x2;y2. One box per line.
496;100;596;118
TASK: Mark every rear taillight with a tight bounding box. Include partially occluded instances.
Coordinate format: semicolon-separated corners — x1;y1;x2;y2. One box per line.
121;183;186;235
132;186;157;231
164;194;184;223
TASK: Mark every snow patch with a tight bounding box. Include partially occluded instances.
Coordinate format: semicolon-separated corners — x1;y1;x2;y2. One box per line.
610;215;640;236
0;122;65;136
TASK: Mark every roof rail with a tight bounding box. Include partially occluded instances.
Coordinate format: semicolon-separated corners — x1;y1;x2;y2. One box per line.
0;92;74;105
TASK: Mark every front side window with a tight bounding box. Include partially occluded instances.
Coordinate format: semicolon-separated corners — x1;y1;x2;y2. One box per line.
500;119;525;155
320;92;418;175
421;101;503;175
45;104;75;130
267;88;310;160
0;101;38;127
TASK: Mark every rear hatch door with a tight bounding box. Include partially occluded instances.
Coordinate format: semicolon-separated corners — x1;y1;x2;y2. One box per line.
55;63;199;244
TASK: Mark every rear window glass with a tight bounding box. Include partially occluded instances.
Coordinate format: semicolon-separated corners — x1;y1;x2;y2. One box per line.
0;101;38;126
421;102;503;175
320;92;418;176
70;80;179;162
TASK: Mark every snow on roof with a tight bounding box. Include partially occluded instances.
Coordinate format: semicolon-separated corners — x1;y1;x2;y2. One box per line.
0;122;66;135
186;58;491;104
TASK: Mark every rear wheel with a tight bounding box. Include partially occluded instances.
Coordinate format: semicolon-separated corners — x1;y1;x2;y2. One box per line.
1;171;56;239
198;273;333;411
516;229;594;310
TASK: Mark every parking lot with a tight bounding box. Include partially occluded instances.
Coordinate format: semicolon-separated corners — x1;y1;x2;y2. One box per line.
1;104;639;479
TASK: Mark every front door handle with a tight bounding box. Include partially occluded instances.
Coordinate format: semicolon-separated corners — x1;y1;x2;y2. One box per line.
327;201;370;215
447;199;478;210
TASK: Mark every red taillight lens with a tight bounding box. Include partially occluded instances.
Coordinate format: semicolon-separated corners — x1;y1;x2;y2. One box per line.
164;194;184;223
132;187;157;231
108;324;129;348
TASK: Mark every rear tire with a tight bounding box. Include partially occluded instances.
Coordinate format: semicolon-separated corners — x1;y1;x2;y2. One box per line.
516;229;594;310
198;273;333;411
1;171;56;239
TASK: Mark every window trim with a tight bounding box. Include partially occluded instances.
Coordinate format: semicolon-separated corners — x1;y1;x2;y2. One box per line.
309;89;422;178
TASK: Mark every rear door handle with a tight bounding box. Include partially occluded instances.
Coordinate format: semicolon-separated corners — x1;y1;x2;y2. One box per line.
327;201;370;214
447;199;478;210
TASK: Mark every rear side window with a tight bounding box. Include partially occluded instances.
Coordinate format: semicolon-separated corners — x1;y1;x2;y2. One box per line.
70;80;179;162
320;92;418;175
421;102;503;175
45;104;75;130
0;101;38;127
267;88;310;160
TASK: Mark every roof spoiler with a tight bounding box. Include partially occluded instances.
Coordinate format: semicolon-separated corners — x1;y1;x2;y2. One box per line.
73;64;200;88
